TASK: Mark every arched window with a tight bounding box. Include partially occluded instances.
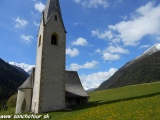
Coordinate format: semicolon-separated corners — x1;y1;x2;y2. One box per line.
55;15;57;21
38;35;41;47
51;34;58;45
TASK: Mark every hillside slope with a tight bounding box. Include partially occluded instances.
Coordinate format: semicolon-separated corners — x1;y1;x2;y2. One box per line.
97;50;160;90
42;82;160;119
0;58;28;100
2;82;160;119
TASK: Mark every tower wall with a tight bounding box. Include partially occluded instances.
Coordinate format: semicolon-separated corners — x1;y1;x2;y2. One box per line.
31;16;44;113
32;11;66;113
39;12;66;112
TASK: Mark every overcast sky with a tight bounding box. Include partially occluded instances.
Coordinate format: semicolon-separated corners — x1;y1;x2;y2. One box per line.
0;0;160;90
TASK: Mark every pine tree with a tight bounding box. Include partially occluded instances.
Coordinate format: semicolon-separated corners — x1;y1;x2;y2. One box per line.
21;98;26;113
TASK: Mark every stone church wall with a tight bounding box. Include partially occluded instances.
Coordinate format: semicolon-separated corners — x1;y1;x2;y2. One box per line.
31;15;44;114
16;89;32;114
38;11;66;112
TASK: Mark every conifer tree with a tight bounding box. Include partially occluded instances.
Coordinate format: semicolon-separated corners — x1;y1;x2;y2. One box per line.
21;98;26;113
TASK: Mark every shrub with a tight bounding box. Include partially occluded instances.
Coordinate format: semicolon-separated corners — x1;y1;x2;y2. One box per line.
6;93;17;107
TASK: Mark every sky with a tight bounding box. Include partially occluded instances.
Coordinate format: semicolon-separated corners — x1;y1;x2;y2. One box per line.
0;0;160;90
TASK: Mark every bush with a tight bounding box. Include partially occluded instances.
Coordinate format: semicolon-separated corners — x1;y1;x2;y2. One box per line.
6;93;17;107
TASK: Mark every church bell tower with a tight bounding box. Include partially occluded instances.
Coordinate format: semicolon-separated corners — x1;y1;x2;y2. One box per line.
31;0;66;113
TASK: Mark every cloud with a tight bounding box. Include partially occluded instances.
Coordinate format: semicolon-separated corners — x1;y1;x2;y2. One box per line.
68;60;99;71
157;36;160;41
102;53;120;60
92;2;160;46
21;34;33;44
113;0;123;7
157;33;160;41
72;37;88;46
95;48;101;53
66;48;79;57
73;22;83;26
96;45;129;61
80;68;118;90
13;17;28;28
73;0;109;9
109;2;160;46
104;45;129;54
92;29;113;40
121;15;128;21
139;45;150;49
30;11;39;18
34;21;39;27
34;2;45;13
112;38;121;43
73;0;81;3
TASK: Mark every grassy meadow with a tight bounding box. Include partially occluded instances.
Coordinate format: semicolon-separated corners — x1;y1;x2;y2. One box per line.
1;82;160;120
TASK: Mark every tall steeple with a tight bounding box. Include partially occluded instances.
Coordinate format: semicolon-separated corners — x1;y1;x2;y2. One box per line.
43;0;66;32
30;0;66;113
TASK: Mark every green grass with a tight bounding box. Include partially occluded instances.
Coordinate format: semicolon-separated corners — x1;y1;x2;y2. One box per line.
1;82;160;120
0;107;15;115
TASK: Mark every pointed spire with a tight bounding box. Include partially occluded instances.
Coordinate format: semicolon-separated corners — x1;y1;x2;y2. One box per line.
43;0;66;32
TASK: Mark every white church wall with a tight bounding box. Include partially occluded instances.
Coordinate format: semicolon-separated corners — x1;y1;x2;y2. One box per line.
31;16;44;114
38;11;66;112
15;89;32;114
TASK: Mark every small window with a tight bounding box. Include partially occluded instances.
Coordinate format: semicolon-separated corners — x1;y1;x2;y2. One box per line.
55;15;57;21
51;35;58;45
38;35;41;47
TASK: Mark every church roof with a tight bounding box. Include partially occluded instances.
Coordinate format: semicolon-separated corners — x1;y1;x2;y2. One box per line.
18;69;89;97
43;0;66;32
65;71;89;98
18;68;35;89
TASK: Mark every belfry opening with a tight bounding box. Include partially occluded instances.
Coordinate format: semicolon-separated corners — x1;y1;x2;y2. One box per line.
51;34;58;45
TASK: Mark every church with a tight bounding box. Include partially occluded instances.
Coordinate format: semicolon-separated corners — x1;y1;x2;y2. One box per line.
15;0;89;114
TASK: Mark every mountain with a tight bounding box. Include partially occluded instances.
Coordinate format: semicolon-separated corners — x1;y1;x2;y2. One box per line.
86;88;97;92
10;65;29;77
97;44;160;90
124;44;160;68
139;44;160;58
9;62;35;74
0;58;29;100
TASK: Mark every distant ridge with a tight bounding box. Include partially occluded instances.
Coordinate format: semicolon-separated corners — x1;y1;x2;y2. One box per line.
124;43;160;68
86;88;97;92
97;44;160;90
0;58;28;100
10;65;29;77
9;62;35;74
140;44;160;57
